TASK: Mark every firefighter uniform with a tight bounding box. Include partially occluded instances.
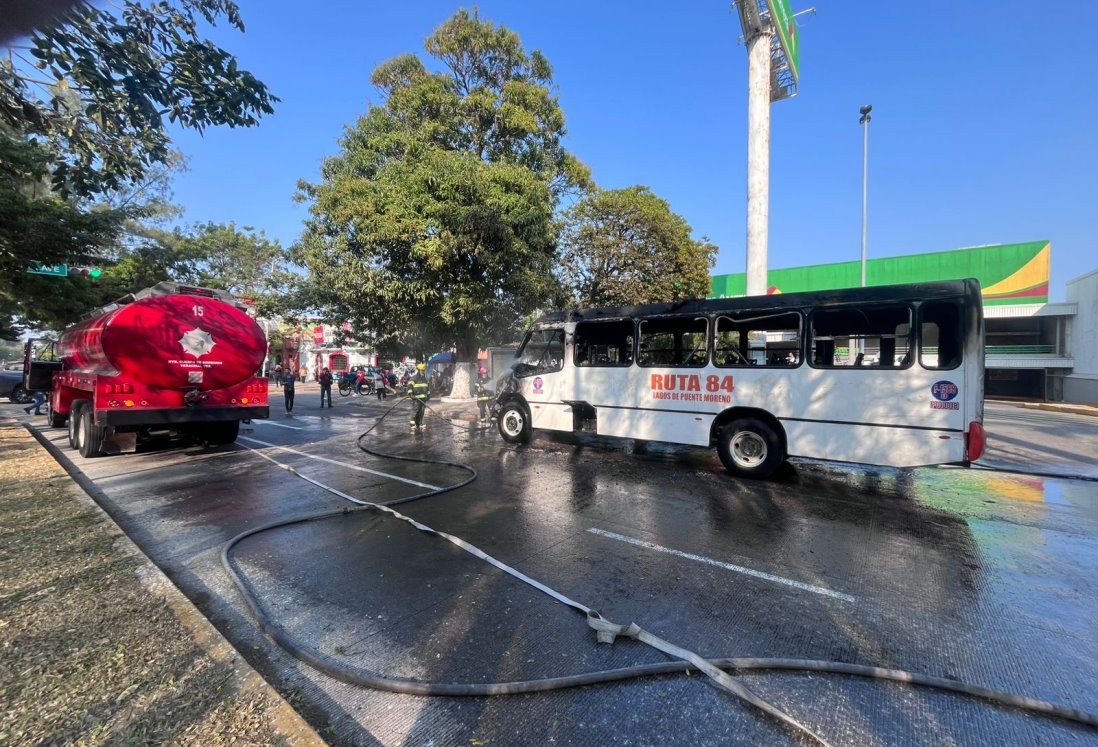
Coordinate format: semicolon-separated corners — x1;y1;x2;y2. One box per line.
475;370;492;425
408;367;429;429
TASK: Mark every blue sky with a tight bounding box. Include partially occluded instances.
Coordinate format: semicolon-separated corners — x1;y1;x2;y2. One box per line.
166;1;1097;301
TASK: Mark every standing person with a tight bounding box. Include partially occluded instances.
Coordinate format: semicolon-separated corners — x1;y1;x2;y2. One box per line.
283;369;296;416
374;369;386;401
408;362;429;430
319;367;333;408
354;367;365;396
475;366;492;426
23;390;45;416
274;364;283;386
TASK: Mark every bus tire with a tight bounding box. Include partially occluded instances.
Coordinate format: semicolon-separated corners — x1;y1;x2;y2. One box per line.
497;402;531;444
718;418;782;479
77;404;105;458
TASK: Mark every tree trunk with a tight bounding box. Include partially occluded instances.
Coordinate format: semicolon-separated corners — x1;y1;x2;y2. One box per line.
447;361;475;400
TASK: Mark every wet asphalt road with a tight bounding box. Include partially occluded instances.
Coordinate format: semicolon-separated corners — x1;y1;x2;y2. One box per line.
12;395;1098;746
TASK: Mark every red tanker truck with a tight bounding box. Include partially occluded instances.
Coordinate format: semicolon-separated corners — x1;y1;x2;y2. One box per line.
24;282;269;457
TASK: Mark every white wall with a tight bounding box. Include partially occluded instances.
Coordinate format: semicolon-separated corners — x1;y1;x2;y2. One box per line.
1064;269;1098;404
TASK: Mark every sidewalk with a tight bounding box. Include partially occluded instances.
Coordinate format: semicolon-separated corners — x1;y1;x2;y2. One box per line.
0;419;325;746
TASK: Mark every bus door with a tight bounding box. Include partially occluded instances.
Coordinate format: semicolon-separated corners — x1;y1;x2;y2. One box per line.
512;327;571;431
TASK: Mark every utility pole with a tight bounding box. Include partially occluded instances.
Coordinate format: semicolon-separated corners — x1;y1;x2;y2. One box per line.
859;104;872;287
745;29;772;297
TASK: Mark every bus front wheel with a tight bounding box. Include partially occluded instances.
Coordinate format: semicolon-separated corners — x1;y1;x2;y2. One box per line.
718;418;782;479
497;402;531;444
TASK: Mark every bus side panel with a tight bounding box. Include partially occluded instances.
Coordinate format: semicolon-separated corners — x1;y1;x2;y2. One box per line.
782;420;964;467
597;406;710;446
529;401;573;432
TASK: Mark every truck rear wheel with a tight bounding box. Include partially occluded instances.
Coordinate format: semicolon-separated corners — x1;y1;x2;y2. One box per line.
68;401;84;449
48;401;66;428
77;404;105;458
203;420;240;446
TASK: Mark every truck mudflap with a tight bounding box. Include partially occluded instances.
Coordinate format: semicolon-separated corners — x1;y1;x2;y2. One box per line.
99;406;269;427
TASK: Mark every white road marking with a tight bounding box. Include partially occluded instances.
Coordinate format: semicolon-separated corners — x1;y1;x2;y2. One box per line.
251;419;303;430
587;528;856;603
238;436;442;490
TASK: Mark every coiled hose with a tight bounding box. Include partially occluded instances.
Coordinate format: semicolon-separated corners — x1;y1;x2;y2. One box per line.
224;396;1098;745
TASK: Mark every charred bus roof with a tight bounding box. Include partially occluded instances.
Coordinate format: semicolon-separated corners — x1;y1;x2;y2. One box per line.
531;279;982;326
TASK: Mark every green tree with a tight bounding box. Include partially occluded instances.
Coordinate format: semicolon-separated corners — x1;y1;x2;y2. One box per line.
0;135;124;338
295;9;589;362
0;0;275;338
559;186;718;308
185;221;293;317
1;0;276;198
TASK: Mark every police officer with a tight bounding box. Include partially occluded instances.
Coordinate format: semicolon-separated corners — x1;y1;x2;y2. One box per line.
475;366;492;426
408;362;429;430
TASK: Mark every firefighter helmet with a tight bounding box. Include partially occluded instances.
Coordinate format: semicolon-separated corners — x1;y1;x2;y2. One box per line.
416;362;426;371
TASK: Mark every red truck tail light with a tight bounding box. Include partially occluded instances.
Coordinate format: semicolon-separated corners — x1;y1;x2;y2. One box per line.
245;381;267;393
966;422;986;462
104;383;134;394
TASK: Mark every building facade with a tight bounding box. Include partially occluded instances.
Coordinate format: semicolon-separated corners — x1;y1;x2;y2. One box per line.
1065;269;1098;404
710;241;1086;402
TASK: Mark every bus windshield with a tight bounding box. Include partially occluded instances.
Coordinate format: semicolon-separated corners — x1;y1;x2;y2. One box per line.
514;328;564;376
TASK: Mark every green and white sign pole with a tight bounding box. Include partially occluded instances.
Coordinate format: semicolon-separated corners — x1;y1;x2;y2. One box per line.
733;0;801;297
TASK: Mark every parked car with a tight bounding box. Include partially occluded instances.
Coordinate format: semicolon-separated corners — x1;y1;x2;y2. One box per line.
1;368;32;404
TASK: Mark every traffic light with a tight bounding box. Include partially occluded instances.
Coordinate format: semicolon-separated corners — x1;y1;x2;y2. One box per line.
68;266;102;279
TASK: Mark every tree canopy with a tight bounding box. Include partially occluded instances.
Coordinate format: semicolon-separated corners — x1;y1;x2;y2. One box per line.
3;219;291;336
1;0;276;198
295;9;590;359
0;0;275;338
559;186;718;308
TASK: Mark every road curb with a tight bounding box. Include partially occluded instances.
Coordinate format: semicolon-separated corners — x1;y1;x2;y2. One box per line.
1018;402;1098;418
20;420;328;746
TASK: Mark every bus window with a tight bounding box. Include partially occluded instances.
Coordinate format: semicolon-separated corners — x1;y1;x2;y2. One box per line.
810;306;912;368
575;320;634;367
715;312;802;367
920;300;962;369
637;317;708;367
513;328;564;377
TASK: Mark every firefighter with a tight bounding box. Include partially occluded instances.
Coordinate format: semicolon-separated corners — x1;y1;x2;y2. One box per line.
475;366;492;426
407;362;429;430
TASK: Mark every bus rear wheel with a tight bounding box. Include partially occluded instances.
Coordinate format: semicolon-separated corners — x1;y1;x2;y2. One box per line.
497;402;531;444
718;418;782;479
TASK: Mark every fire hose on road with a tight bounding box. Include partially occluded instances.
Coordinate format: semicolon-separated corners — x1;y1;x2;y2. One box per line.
225;397;1098;745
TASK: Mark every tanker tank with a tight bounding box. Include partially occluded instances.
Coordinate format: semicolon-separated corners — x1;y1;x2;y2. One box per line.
58;291;267;389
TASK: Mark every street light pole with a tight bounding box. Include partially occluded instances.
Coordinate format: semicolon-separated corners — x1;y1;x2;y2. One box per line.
859;104;872;287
